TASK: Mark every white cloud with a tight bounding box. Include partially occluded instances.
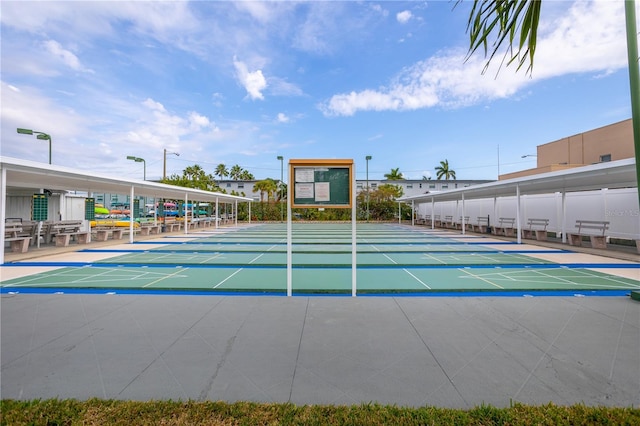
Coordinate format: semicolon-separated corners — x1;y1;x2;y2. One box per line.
188;112;211;131
142;98;167;112
233;57;267;100
322;1;628;116
276;113;289;123
43;40;94;73
397;10;412;24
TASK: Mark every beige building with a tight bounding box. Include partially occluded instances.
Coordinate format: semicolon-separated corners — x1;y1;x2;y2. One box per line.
501;118;634;180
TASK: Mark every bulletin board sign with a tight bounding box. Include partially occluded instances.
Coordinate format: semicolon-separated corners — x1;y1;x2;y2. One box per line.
289;159;353;209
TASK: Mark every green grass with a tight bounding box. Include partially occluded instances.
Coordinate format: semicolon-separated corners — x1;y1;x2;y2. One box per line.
1;399;639;426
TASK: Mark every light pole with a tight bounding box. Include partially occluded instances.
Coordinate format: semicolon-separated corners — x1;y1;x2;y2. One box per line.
17;128;52;164
521;154;537;158
126;156;146;180
365;155;372;222
163;149;180;180
277;155;284;222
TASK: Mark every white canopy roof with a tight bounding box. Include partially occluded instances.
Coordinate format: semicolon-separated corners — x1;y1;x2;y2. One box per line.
398;158;638;204
0;156;252;204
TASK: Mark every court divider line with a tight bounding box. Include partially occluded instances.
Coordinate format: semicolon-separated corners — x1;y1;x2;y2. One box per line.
459;268;504;289
142;268;189;288
213;269;243;288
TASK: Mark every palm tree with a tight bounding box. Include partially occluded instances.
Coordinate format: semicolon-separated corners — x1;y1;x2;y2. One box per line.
229;164;243;180
240;170;255;180
435;160;456;180
458;0;541;75
214;164;229;181
384;168;404;180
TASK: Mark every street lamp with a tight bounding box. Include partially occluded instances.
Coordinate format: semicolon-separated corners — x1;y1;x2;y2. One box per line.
521;154;537;158
126;156;146;180
163;149;180;180
365;155;372;222
277;155;284;221
17;128;52;164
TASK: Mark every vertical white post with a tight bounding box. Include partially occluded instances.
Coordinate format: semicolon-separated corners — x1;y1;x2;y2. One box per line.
215;198;219;229
0;166;6;264
516;184;522;244
431;198;435;229
411;200;415;226
398;201;401;224
235;200;238;226
129;186;135;243
461;193;466;235
561;191;567;243
287;164;292;297
184;194;189;235
352;163;357;297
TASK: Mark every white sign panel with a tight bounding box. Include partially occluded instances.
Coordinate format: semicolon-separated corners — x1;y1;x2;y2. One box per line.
314;182;330;202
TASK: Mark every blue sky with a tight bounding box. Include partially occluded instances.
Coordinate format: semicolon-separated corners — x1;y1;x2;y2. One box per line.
1;1;636;182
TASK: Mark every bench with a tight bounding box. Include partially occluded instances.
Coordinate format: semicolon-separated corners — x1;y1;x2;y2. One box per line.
4;224;31;253
522;218;550;241
164;219;182;232
92;227;124;241
470;217;490;233
492;217;516;237
432;215;442;227
442;215;454;229
50;220;90;247
568;220;610;249
455;216;470;230
138;218;162;235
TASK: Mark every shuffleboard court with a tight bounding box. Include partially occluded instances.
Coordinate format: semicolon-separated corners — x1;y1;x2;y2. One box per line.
1;223;638;295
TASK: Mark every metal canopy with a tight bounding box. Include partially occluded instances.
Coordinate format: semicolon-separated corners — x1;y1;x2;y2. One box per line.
398;158;637;204
0;156;252;204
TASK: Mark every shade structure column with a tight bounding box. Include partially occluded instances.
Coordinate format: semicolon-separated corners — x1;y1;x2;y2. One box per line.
516;184;522;244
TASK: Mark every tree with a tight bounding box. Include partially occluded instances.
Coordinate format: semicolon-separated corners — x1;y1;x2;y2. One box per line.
459;0;640;207
435;159;456;180
252;178;278;220
214;163;229;181
240;170;255;180
164;164;219;191
229;164;243;180
384;168;404;180
276;182;287;202
459;0;541;75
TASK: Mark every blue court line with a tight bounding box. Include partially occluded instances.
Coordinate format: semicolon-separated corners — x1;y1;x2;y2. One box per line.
2;262;639;270
74;249;571;254
130;240;519;246
0;287;632;298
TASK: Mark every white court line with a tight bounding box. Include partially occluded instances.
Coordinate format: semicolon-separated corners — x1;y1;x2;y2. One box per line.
534;269;640;289
213;269;243;288
459;268;504;289
403;269;431;289
199;253;224;264
143;268;190;288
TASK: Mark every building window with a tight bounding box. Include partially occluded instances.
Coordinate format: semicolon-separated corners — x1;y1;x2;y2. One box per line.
406;184;413;189
442;185;448;189
600;154;611;162
238;184;244;189
429;184;435;189
226;183;231;187
371;183;377;188
357;183;363;189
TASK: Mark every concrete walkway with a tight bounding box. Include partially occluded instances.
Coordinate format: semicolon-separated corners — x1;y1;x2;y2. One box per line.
2;293;639;407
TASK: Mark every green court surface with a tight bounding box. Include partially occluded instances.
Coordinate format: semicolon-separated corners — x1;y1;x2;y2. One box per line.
1;223;639;295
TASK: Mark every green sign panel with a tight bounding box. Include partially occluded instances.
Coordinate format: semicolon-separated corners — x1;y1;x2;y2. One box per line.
32;194;48;221
291;160;353;208
133;199;140;218
85;198;96;220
